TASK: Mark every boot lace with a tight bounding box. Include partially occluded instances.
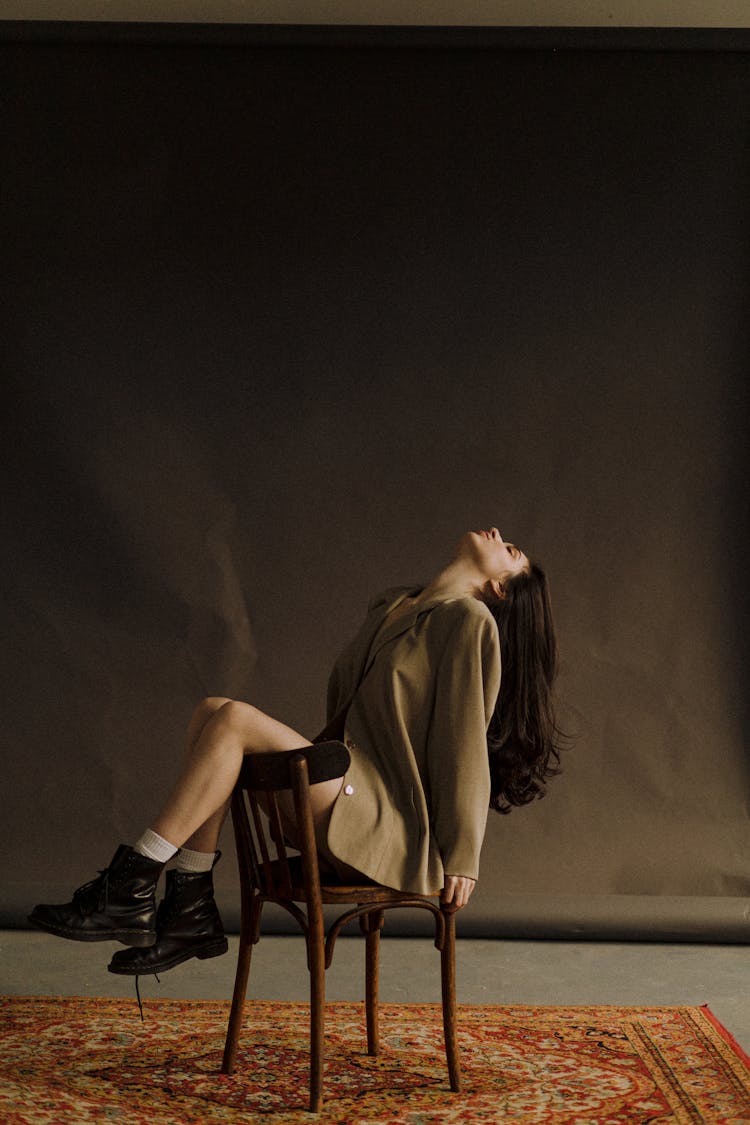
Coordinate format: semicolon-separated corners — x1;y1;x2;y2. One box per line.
134;973;160;1023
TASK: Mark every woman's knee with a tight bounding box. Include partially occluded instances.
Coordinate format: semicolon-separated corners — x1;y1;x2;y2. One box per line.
187;696;234;744
212;699;263;736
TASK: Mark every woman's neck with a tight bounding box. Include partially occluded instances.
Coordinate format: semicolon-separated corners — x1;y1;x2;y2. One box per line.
416;559;486;605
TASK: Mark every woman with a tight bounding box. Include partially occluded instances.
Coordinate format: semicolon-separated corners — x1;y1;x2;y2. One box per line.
29;527;563;977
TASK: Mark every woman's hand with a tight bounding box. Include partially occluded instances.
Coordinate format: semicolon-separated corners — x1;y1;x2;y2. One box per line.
441;875;476;910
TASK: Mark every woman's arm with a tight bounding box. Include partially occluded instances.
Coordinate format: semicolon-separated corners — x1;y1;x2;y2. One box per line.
427;603;501;904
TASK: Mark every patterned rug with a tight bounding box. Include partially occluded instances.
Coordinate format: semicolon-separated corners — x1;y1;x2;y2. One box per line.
2;997;749;1123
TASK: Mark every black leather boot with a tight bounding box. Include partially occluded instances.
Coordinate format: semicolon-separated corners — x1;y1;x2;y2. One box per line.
28;845;163;946
107;852;228;975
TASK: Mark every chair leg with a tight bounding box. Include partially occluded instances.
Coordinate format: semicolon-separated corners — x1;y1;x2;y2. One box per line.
308;923;326;1112
221;931;255;1074
362;909;384;1056
440;907;462;1092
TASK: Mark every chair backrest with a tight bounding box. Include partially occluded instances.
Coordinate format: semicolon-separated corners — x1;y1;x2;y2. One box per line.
231;741;350;905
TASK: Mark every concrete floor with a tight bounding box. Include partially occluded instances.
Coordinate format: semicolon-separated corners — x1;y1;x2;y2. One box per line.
3;930;748;1054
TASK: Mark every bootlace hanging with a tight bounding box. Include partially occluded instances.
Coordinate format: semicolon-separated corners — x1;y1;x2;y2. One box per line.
134;973;160;1022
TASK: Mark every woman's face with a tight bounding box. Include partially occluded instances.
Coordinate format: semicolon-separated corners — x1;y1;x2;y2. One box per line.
461;527;529;585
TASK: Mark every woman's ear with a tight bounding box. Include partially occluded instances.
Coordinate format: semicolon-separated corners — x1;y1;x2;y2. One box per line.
489;579;506;601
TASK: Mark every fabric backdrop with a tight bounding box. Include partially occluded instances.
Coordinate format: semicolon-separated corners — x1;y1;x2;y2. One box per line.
1;26;748;938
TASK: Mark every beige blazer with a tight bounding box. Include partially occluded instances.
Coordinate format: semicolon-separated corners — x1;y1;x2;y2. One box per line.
323;586;502;894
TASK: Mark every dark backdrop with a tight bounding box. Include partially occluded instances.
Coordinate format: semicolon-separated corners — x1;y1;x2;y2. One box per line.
2;26;748;938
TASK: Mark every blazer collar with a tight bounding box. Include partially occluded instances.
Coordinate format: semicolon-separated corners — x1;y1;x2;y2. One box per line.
364;585;460;673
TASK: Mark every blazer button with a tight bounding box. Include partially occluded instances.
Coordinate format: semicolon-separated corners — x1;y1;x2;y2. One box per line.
344;784;354;795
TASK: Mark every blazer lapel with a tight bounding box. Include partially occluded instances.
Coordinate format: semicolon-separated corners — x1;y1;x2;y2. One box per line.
319;586;463;742
363;586;454;676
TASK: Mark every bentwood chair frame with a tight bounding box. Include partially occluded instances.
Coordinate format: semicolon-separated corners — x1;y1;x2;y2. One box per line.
220;740;461;1113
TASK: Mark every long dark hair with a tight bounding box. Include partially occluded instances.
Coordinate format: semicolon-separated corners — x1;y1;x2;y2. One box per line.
482;562;565;813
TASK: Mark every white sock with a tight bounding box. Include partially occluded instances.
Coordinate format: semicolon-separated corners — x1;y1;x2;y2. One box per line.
133;829;178;864
175;847;216;873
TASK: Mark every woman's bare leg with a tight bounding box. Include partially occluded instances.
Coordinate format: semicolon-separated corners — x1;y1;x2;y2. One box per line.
176;696;233;853
150;699;340;853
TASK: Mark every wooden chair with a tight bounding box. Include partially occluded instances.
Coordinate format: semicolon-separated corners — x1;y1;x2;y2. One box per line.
220;740;461;1113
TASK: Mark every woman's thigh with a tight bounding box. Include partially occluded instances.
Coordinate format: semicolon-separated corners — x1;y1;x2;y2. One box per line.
220;700;343;827
218;699;312;754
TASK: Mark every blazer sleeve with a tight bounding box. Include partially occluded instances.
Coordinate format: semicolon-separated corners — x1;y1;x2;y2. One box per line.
426;604;501;880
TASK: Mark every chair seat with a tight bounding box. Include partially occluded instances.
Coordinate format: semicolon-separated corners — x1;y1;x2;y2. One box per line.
261;855;440;905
